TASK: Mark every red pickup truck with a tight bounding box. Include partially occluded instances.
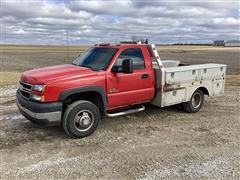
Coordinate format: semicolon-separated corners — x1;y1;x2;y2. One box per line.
17;43;226;138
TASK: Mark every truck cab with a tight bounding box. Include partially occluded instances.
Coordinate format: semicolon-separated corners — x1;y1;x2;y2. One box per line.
17;43;226;138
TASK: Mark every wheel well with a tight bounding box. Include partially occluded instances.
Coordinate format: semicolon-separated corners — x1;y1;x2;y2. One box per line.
198;87;209;96
62;91;105;117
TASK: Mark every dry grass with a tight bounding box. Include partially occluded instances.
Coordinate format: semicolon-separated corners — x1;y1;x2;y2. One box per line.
0;44;239;86
225;75;240;86
0;71;21;86
1;44;89;53
157;45;240;52
1;44;239;78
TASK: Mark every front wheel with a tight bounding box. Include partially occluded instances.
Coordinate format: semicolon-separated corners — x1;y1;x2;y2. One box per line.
62;100;100;138
182;89;204;113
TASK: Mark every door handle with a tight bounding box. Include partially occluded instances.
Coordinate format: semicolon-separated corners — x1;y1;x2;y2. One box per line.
141;74;149;79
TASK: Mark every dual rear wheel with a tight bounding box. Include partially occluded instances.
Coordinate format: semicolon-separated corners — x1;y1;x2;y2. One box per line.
182;89;204;113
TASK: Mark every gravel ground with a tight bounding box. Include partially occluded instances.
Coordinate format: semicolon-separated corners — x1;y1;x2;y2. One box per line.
0;82;239;179
1;45;239;179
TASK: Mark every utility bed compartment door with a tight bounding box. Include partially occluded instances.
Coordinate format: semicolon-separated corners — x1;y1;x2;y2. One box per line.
163;88;186;106
165;63;226;84
199;65;226;95
212;79;225;95
165;69;199;84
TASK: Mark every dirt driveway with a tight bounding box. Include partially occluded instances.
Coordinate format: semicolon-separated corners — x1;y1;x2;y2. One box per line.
0;80;239;179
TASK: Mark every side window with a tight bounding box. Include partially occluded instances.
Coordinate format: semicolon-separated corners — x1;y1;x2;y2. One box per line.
115;48;145;70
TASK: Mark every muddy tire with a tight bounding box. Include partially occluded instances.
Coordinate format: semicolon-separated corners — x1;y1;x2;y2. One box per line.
62;100;100;138
182;89;204;113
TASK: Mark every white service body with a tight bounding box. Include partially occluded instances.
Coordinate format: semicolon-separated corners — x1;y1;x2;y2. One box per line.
149;44;226;107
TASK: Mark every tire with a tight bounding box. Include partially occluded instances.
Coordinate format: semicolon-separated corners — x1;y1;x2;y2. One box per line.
182;89;204;113
62;100;100;138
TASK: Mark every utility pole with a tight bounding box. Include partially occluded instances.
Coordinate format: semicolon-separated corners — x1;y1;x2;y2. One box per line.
178;37;182;45
66;31;69;62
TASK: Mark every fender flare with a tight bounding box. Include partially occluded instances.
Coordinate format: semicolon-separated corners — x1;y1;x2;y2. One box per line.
189;86;210;99
59;86;108;110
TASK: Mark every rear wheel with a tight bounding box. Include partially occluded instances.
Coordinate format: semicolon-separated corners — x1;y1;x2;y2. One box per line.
62;100;100;138
182;89;204;113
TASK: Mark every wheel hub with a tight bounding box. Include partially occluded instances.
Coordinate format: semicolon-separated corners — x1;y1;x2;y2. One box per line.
79;115;91;127
74;111;94;132
191;93;201;108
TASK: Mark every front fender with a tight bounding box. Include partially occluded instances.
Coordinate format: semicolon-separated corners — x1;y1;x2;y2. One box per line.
59;86;108;110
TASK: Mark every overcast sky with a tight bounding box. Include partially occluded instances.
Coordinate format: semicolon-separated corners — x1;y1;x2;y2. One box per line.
1;0;240;45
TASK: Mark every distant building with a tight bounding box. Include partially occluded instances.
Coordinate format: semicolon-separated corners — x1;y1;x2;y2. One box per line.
213;40;225;46
225;40;240;47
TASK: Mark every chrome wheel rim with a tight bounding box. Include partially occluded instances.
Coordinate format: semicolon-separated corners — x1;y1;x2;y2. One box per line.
74;110;94;132
191;92;201;109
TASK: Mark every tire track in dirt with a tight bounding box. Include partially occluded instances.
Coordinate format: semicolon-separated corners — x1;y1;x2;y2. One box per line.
0;84;239;179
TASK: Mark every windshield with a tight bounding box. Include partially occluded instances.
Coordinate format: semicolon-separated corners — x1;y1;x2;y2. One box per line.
73;47;118;71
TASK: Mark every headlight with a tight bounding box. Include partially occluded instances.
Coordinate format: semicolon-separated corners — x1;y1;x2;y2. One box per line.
31;94;45;102
32;85;45;92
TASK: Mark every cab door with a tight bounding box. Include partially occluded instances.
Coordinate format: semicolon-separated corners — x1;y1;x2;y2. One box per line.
106;47;155;109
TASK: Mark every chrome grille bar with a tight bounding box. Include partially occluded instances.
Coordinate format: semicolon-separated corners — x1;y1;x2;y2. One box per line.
19;81;32;91
19;81;33;100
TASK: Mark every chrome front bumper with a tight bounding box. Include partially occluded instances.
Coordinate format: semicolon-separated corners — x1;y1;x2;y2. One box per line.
17;102;62;123
16;89;62;125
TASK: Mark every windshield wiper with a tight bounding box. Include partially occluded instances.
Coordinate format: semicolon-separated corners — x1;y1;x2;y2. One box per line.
72;63;98;71
80;65;98;71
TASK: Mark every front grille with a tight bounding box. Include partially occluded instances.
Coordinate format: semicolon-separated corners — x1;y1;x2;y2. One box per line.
20;90;31;99
19;81;32;91
19;81;32;100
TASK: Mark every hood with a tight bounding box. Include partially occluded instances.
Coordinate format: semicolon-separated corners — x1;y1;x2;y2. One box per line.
21;64;97;84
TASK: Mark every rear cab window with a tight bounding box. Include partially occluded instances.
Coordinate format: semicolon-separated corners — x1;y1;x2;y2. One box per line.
114;48;145;70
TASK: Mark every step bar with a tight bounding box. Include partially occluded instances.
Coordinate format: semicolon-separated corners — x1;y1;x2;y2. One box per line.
106;105;145;117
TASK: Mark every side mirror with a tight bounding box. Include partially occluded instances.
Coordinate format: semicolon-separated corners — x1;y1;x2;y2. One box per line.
122;59;133;73
111;66;121;73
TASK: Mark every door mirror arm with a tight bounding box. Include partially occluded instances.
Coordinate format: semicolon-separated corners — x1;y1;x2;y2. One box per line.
111;66;121;73
111;59;133;73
